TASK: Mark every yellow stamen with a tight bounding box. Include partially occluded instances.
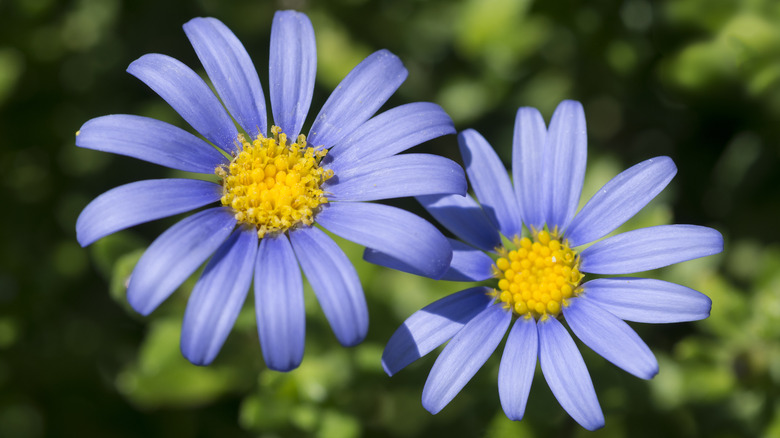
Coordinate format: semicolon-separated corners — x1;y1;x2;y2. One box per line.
490;229;583;318
216;126;333;238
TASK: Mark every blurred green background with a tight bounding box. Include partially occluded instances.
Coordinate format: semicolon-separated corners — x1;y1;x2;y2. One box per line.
2;0;779;436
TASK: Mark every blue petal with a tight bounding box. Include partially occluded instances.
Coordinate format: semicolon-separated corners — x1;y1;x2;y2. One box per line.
458;129;523;239
308;50;408;149
579;224;724;275
361;247;423;277
269;10;316;138
184;17;267;138
538;317;604;431
255;233;305;372
582;278;712;323
326;102;455;170
324;154;466;202
512;106;547;231
127;207;236;315
289;226;367;346
382;287;493;376
364;238;494;282
127;53;239;152
181;227;257;365
564;296;658;379
316;202;452;279
417;193;502;252
440;239;496;282
542;100;587;231
498;317;538;421
76;115;228;173
422;304;512;414
565;156;677;247
77;179;222;247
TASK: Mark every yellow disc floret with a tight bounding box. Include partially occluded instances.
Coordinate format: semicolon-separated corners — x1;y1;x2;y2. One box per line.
491;229;583;319
216;126;333;238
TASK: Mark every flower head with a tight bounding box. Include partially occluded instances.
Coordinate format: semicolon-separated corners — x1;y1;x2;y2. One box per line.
76;12;466;370
375;100;723;430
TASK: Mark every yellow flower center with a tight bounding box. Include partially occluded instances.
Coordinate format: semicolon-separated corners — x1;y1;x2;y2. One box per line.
492;230;583;318
216;126;333;238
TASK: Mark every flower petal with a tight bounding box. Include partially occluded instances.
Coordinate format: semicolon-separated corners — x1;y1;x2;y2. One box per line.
582;278;712;323
364;238;494;282
289;226;367;346
361;248;421;276
417;193;502;252
538;317;604;431
316;202;452;279
579;224;724;275
326;102;455;169
181;227;257;365
565;156;677;247
127;53;238;152
564;296;658;379
422;303;512;414
440;239;496;282
542;100;587;231
308;50;408;149
127;207;236;315
498;317;538;421
458;129;523;239
382;287;493;376
512;106;547;231
76;115;228;173
184;17;267;138
254;233;305;372
76;179;222;247
324;154;466;202
269;10;316;138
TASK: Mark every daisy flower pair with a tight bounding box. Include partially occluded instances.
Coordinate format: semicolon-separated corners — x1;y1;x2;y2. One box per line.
76;10;723;430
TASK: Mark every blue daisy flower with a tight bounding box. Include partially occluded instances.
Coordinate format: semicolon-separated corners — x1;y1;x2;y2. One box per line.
75;11;466;370
375;100;723;430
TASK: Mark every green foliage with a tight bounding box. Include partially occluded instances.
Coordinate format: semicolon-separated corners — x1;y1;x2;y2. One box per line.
116;319;255;408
